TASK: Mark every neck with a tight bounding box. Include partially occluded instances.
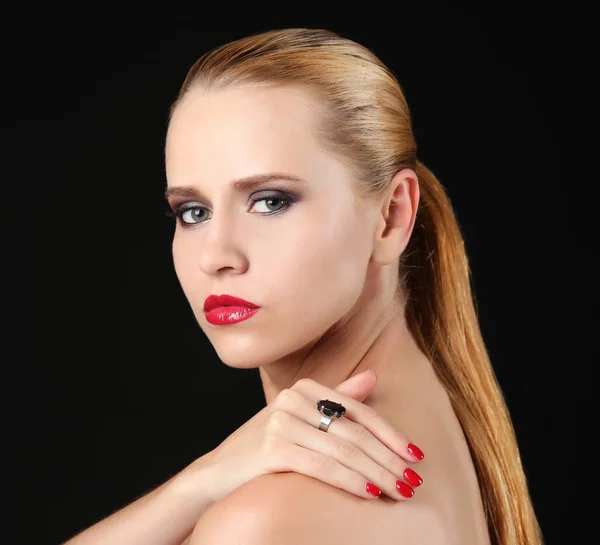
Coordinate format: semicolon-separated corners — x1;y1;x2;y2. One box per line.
258;282;428;405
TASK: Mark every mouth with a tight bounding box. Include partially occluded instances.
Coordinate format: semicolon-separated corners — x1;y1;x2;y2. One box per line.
203;294;260;313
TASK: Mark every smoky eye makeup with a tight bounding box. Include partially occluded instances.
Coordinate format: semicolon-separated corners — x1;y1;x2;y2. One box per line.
165;185;299;227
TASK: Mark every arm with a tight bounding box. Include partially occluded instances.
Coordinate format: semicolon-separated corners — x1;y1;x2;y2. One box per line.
63;457;216;545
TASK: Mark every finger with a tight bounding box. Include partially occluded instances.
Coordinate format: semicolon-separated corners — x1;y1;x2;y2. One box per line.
265;433;383;500
334;369;378;402
274;389;408;478
271;390;422;495
265;410;416;501
291;377;426;463
276;387;411;472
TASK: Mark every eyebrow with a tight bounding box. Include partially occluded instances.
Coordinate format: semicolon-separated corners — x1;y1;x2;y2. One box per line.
164;172;306;201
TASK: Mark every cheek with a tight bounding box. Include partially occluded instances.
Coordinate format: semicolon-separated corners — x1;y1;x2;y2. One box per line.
269;210;371;318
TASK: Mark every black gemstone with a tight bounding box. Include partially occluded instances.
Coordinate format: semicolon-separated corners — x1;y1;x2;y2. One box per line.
317;399;347;418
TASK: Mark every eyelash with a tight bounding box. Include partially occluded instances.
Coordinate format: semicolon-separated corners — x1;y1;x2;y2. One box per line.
165;189;297;228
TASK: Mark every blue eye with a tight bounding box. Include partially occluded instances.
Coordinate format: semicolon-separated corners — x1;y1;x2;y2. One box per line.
170;191;295;228
180;208;208;224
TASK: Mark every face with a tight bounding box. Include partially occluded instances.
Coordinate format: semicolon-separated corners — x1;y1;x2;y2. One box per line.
165;85;378;368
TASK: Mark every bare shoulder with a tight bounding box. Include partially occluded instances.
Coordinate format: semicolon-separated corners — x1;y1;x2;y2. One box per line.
189;472;448;545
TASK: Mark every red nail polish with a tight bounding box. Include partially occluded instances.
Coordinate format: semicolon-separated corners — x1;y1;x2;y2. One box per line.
396;480;414;498
403;467;423;487
407;443;425;461
366;482;381;497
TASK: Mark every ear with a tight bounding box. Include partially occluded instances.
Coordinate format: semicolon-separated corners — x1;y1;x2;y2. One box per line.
371;168;420;265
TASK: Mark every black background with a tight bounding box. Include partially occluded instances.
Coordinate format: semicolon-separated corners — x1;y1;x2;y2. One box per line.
3;5;595;545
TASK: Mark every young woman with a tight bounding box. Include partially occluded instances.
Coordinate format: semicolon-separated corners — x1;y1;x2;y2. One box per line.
64;28;542;545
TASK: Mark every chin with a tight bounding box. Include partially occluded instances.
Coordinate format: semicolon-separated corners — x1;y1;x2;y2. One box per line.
210;336;274;369
210;333;307;370
218;357;264;369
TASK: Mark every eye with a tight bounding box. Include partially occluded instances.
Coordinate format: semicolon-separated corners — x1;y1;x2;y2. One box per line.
170;191;296;228
181;208;209;224
250;196;288;213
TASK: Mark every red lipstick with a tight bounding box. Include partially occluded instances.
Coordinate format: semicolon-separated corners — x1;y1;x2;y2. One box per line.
204;294;260;325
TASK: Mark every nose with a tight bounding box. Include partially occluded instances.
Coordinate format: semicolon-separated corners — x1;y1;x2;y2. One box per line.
195;212;249;275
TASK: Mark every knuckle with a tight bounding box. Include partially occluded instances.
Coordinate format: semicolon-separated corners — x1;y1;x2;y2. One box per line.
262;433;284;455
350;422;371;442
274;388;296;408
388;453;405;476
337;440;360;459
309;453;333;473
262;435;287;471
362;404;380;420
378;466;389;485
265;409;289;435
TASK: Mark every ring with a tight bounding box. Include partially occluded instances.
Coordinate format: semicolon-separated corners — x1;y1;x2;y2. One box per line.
316;399;347;432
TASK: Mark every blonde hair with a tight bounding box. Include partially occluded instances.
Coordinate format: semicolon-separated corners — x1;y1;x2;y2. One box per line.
168;28;543;545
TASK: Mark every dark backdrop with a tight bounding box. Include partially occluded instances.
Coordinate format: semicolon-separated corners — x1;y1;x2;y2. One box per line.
3;5;594;545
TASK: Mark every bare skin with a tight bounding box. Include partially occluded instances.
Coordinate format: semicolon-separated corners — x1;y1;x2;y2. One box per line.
189;312;491;543
166;85;490;543
335;317;492;543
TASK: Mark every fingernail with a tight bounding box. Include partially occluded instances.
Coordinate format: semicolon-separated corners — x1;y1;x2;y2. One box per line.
407;443;425;461
396;480;415;498
403;467;423;487
366;482;381;497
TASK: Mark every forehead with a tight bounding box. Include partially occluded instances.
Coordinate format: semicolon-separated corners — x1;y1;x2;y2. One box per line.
165;85;325;183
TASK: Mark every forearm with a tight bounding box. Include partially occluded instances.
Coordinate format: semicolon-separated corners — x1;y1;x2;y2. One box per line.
62;460;215;545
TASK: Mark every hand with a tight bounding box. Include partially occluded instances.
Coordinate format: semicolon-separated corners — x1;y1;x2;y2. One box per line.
185;369;424;503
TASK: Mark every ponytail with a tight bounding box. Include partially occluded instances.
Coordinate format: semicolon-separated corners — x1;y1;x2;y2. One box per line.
401;160;543;545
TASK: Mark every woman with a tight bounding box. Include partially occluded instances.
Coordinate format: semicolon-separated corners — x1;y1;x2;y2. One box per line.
64;28;542;545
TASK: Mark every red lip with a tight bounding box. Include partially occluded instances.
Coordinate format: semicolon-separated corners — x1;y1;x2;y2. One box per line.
204;294;260;312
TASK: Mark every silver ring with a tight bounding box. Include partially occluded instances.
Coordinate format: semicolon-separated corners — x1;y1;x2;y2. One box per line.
318;414;334;432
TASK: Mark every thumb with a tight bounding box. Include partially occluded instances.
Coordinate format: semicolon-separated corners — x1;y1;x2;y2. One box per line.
334;369;378;403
